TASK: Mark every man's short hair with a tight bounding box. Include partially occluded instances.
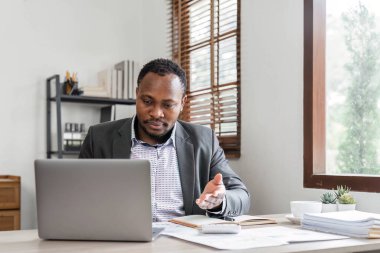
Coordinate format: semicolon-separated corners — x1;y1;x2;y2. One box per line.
137;58;187;95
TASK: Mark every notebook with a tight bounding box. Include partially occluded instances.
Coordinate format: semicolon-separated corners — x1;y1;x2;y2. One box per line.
34;159;163;241
170;215;277;228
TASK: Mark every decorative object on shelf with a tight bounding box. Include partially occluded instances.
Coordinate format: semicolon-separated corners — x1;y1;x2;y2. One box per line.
63;71;83;96
320;191;337;213
81;69;112;98
0;175;20;231
337;193;356;211
63;123;87;152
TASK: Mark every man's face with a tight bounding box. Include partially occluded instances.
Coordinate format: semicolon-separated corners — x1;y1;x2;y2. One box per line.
136;72;186;144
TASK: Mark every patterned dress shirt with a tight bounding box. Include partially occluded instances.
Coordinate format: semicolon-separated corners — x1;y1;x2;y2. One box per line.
130;116;185;222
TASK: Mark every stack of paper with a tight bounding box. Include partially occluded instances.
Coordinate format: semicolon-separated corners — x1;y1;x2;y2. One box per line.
302;210;380;238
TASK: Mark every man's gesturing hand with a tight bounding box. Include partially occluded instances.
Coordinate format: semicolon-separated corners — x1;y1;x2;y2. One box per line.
196;173;226;210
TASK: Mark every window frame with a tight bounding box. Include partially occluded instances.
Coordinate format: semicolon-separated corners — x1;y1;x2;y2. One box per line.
304;0;380;192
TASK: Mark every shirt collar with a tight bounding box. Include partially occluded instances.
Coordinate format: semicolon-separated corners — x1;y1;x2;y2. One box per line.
131;115;176;148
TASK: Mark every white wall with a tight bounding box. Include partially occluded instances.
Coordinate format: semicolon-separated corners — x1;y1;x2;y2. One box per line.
231;0;380;215
141;0;170;62
0;0;147;229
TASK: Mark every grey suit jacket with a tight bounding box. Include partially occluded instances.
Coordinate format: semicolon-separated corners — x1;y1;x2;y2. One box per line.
79;117;250;217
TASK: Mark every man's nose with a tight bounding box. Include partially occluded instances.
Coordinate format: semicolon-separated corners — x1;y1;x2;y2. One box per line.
150;105;164;118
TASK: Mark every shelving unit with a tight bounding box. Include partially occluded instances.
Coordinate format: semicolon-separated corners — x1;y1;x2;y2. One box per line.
46;74;136;158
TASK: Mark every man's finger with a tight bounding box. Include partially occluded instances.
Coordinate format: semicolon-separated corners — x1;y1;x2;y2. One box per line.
213;173;223;185
199;192;224;204
196;193;212;204
197;196;218;205
204;199;223;209
203;192;223;201
204;196;221;204
211;192;224;201
198;200;220;209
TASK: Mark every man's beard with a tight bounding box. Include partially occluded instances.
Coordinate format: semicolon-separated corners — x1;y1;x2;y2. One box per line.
140;123;173;143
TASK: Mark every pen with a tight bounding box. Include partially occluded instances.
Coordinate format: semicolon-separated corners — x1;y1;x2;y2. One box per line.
223;216;235;221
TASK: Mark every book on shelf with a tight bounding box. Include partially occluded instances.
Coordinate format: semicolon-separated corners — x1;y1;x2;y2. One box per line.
169;215;276;228
301;210;380;238
113;60;137;100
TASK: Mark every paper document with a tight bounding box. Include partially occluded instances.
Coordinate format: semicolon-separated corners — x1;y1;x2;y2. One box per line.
252;226;348;243
160;224;347;250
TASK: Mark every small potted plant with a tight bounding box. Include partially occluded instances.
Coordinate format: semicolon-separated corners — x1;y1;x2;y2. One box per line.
320;192;337;212
337;193;356;211
334;185;351;199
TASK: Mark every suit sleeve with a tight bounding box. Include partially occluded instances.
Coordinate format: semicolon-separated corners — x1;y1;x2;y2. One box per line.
207;132;251;218
79;126;94;158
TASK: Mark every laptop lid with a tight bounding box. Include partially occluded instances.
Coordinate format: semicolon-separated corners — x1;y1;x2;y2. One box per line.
35;159;155;242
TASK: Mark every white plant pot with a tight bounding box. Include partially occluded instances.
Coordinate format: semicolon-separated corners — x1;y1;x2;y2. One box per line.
322;203;337;213
337;203;356;211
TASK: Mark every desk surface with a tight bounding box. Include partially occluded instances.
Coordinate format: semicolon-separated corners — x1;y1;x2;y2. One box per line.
2;215;380;253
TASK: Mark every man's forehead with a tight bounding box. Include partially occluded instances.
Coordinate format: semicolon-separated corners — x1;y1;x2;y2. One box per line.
139;93;177;102
139;73;183;92
142;72;179;81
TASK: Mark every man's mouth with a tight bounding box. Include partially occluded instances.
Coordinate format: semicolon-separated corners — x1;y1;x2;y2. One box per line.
144;120;167;131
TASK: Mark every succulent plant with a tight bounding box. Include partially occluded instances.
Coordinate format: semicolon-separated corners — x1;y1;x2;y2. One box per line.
338;193;356;204
320;192;336;204
335;185;351;199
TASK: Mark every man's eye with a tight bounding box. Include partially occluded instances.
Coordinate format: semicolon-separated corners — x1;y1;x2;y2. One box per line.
163;103;175;109
143;99;152;105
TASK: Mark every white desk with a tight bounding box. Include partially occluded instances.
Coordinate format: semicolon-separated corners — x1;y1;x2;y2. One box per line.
2;215;380;253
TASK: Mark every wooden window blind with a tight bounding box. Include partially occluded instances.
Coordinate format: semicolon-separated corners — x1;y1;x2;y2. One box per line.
171;0;241;158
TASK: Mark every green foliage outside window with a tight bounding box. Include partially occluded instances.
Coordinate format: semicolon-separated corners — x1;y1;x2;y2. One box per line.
336;3;380;174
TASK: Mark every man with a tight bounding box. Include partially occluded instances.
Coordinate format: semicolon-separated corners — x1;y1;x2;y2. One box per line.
79;58;250;221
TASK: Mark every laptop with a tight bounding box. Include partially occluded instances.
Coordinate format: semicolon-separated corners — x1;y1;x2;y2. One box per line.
34;159;164;241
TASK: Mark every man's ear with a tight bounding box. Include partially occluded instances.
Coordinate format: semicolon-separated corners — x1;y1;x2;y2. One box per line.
181;95;187;111
135;87;139;97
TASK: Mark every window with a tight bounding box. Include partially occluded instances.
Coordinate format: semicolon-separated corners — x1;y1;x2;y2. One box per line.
171;0;241;158
304;0;380;192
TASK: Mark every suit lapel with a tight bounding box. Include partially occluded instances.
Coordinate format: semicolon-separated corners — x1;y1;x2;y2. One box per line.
113;118;132;158
175;123;195;215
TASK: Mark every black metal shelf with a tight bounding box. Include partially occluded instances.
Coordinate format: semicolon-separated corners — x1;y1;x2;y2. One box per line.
49;95;136;105
46;74;136;159
48;151;80;155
